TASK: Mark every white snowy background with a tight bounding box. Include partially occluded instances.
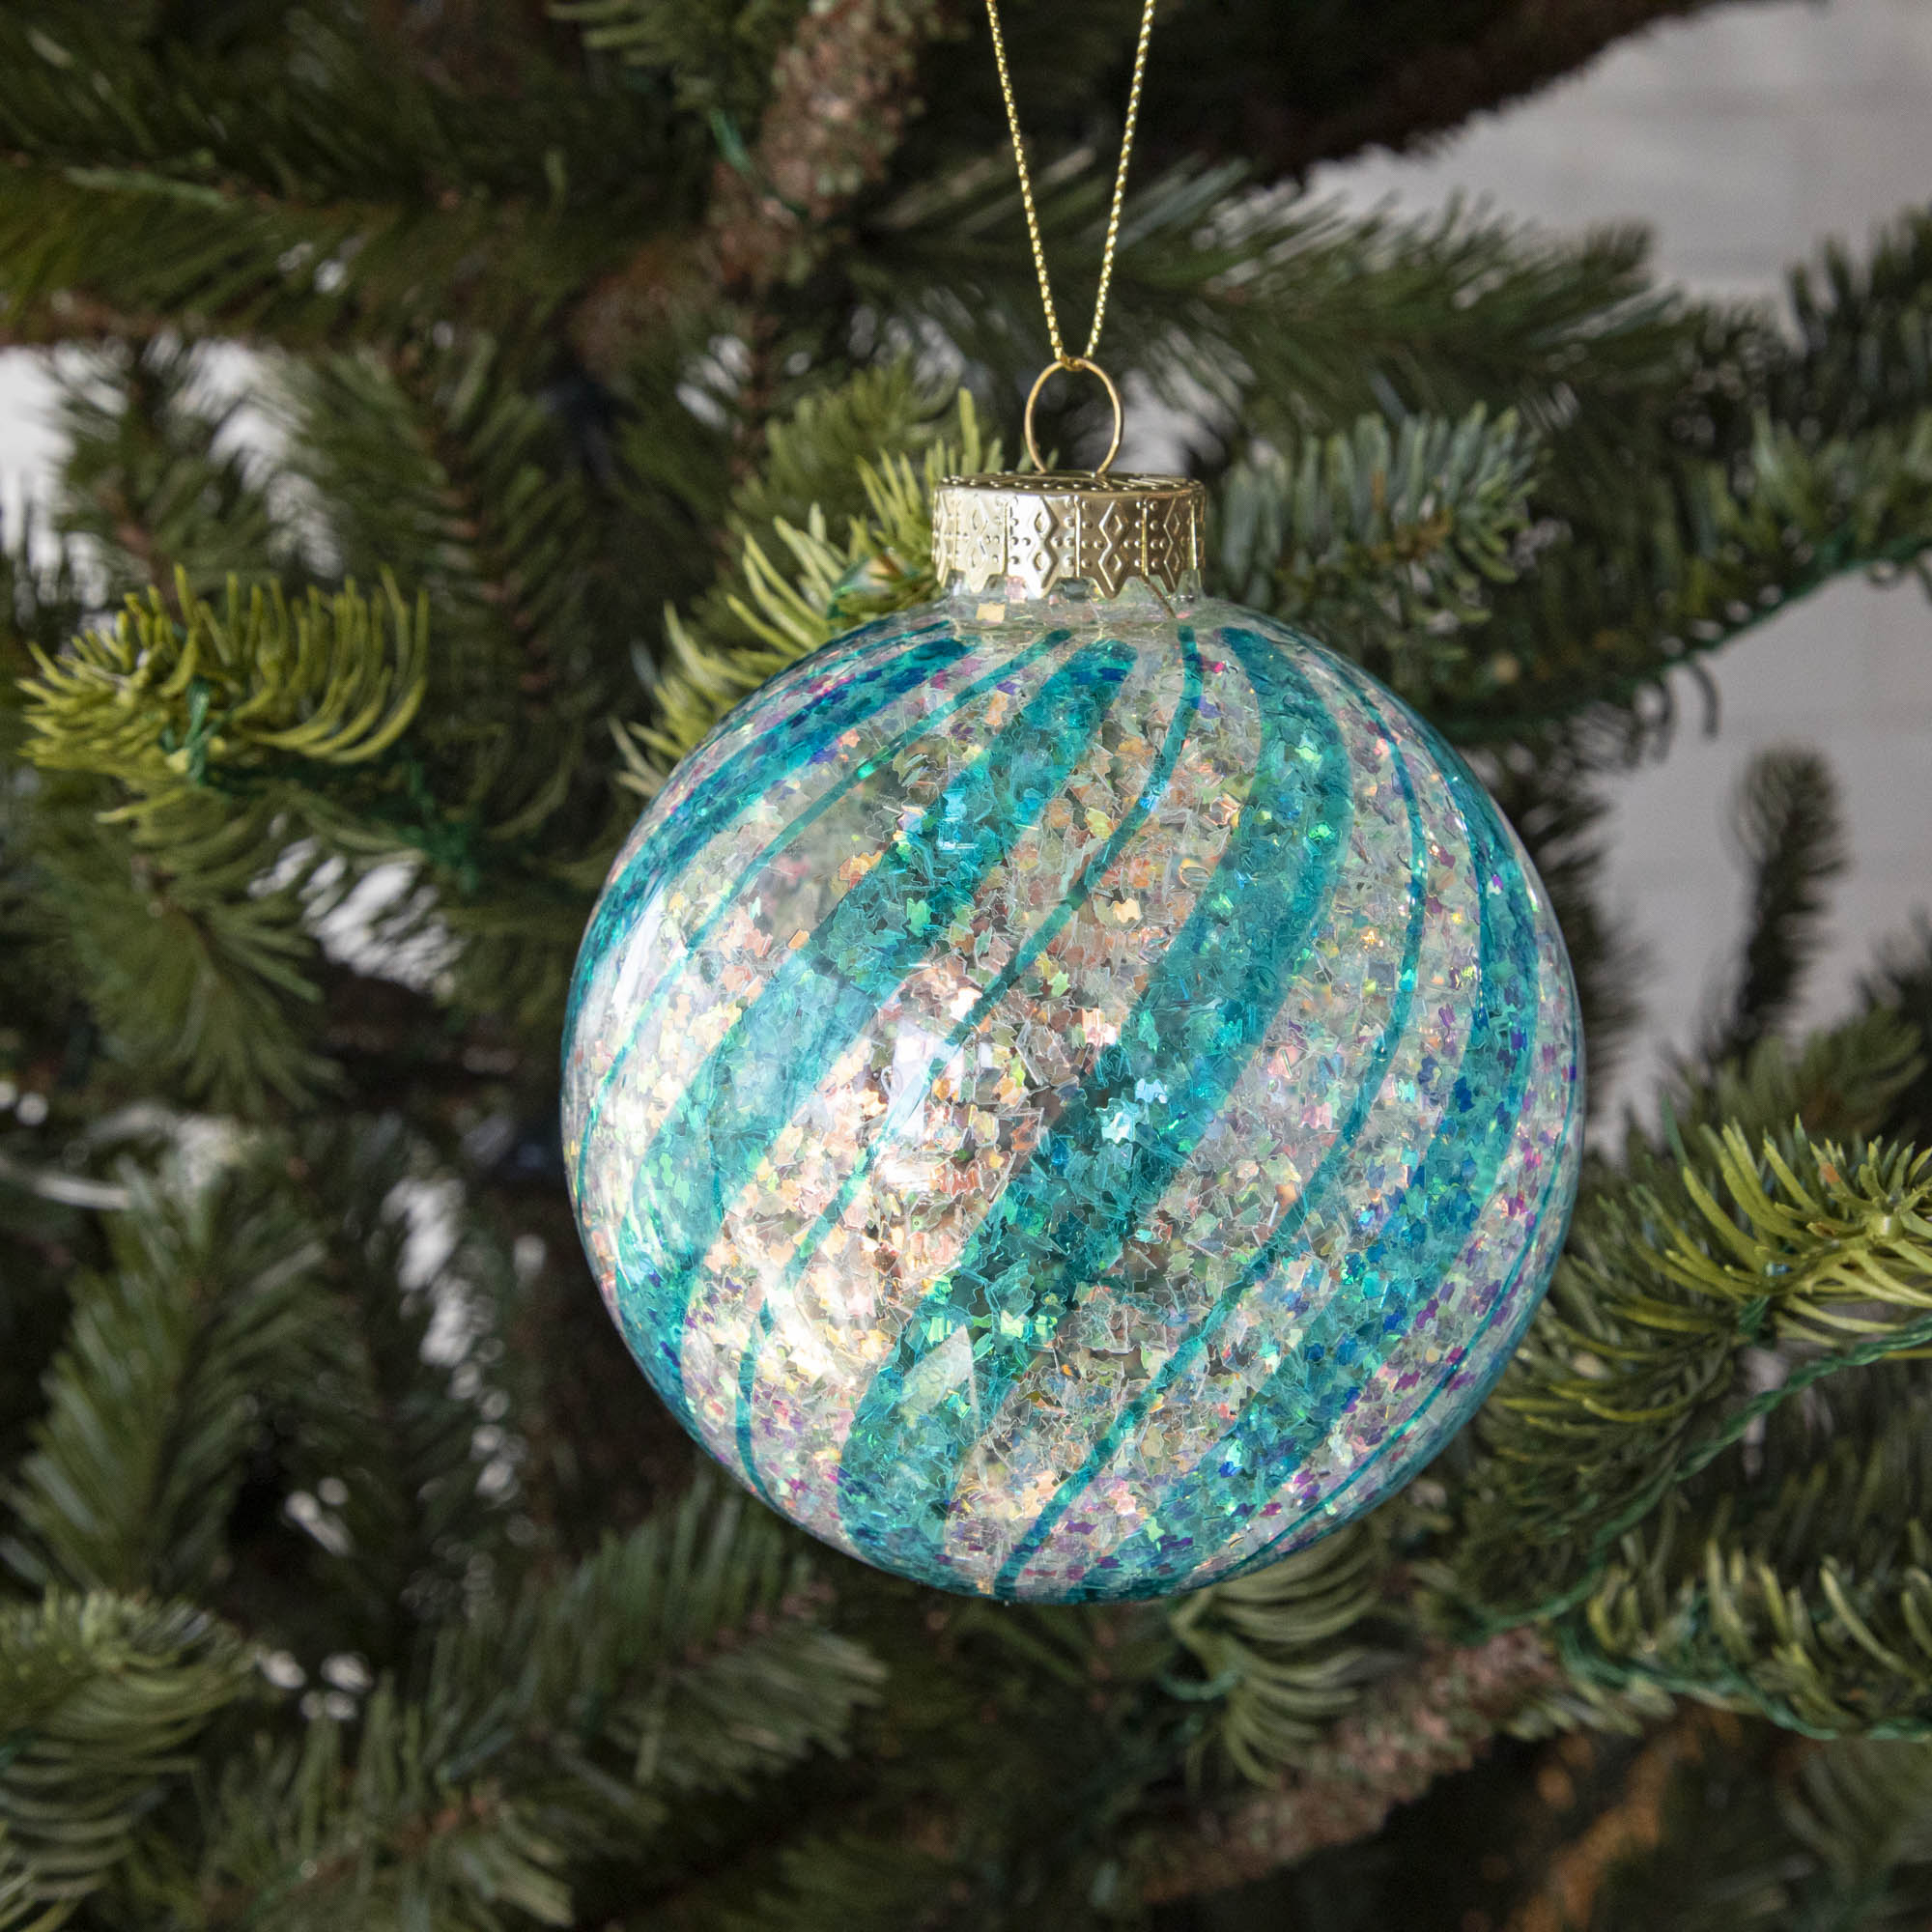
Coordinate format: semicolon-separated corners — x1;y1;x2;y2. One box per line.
2;0;1928;1119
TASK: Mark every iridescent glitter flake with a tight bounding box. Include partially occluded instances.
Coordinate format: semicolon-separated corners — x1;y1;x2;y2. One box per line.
563;586;1584;1603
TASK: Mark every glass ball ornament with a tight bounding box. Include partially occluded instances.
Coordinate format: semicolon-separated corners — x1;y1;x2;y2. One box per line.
563;469;1583;1603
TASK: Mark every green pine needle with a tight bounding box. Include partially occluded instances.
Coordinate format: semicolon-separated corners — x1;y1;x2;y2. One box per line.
1702;748;1850;1066
1167;1521;1391;1784
21;570;427;820
0;1592;252;1931
194;1475;882;1928
1218;404;1540;702
633;370;995;784
3;1155;328;1598
1454;1093;1932;1734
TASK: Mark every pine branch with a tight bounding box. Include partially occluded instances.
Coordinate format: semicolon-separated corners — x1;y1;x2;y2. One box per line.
916;0;1775;187
1701;748;1849;1068
1783;1737;1932;1922
863;179;1932;742
0;9;684;350
1481;735;1649;1112
284;338;678;1024
501;1477;883;1797
714;1586;1194;1930
643;374;1525;783
0;9;682;211
1561;1726;1932;1930
246;1114;536;1662
0;170;630;352
1218;405;1541;704
1782;209;1932;440
21;572;428;816
1446;1011;1923;1627
1861;918;1932;1151
0;1592;253;1932
639;196;1932;762
196;1685;578;1932
291;347;599;726
1197;0;1769;182
867;161;1687;444
284;340;649;1020
1534;1308;1932;1744
52;338;288;604
1438;409;1932;737
1131;1629;1562;1905
720;356;988;557
565;0;945;373
1559;1360;1932;1737
1636;1010;1925;1167
550;0;811;124
287;339;654;819
1447;199;1932;738
27;781;337;1111
1453;1120;1932;1682
16;574;436;1108
23;371;650;1066
3;1156;329;1597
193;1477;883;1928
636;370;994;780
1165;1522;1394;1785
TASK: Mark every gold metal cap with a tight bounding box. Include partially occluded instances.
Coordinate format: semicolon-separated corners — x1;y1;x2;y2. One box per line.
930;471;1208;602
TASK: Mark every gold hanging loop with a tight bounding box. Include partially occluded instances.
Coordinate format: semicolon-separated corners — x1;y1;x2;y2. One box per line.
1024;358;1123;476
985;0;1156;471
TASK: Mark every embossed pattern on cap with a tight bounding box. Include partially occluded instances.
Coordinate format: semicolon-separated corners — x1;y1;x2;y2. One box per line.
932;471;1208;600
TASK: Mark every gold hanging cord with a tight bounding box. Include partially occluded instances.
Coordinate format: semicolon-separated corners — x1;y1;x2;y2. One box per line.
983;0;1158;475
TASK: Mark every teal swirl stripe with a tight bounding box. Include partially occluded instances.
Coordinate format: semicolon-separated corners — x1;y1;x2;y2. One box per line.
571;629;1078;1217
611;639;1138;1421
1214;1042;1578;1587
837;626;1351;1588
1036;724;1542;1597
989;648;1431;1594
565;621;966;1040
731;633;1208;1504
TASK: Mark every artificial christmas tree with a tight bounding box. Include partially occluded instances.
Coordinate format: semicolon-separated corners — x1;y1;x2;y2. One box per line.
2;3;1930;1927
